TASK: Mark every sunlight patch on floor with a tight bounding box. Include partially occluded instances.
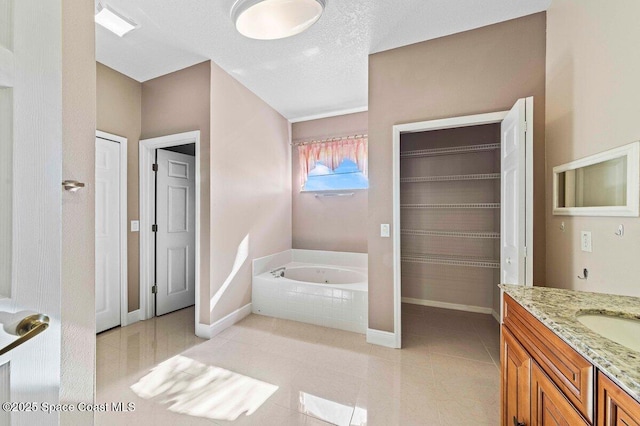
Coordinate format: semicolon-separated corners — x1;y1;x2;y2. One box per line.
130;355;278;421
299;391;359;426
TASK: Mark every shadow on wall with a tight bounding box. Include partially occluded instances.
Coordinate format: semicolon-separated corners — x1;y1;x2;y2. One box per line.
210;234;250;314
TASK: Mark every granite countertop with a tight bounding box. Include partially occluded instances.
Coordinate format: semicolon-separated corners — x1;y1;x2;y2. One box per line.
500;284;640;403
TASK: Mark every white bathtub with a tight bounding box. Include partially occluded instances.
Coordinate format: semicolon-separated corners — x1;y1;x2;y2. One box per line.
252;250;368;334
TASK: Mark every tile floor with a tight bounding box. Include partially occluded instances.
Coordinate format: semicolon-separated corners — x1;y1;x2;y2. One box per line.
96;304;500;425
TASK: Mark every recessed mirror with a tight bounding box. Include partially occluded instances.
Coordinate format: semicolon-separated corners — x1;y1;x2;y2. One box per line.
553;142;639;216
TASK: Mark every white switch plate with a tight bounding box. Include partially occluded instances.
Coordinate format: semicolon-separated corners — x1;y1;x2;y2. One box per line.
580;231;592;252
131;220;140;232
381;224;390;237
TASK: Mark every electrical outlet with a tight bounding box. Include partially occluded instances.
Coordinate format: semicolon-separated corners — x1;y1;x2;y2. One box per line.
580;231;592;252
381;224;390;238
131;220;140;232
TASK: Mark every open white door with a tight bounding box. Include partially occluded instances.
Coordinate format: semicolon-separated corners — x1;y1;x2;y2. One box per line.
501;97;534;286
155;149;196;316
0;0;63;424
95;138;121;333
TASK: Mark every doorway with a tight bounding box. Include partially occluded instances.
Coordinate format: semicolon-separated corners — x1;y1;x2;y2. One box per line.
95;131;128;333
389;98;534;349
155;146;196;315
139;131;200;322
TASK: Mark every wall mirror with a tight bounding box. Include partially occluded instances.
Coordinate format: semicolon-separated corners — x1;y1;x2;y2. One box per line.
553;141;639;216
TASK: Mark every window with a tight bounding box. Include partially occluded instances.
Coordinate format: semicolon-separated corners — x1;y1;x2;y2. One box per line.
298;137;368;191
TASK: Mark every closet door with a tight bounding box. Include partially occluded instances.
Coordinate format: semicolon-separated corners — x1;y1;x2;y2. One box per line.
501;97;533;285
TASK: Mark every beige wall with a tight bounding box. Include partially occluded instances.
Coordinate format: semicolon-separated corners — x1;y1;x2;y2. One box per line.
368;13;547;332
209;61;291;324
545;1;640;297
61;0;96;421
141;61;212;324
96;63;142;312
292;112;368;253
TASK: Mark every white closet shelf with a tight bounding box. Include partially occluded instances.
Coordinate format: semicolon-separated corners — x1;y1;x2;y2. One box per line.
400;143;500;158
401;253;500;269
401;229;500;239
400;173;499;183
400;203;500;209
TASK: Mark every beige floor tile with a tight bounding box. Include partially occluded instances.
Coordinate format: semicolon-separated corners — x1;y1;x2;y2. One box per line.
369;333;432;368
423;327;494;363
269;364;362;415
97;305;501;425
315;328;372;355
211;401;313;426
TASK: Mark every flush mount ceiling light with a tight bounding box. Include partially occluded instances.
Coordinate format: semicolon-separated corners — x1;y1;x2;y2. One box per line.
95;4;137;37
231;0;326;40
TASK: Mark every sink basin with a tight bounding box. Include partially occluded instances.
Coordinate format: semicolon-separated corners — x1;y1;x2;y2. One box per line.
577;314;640;353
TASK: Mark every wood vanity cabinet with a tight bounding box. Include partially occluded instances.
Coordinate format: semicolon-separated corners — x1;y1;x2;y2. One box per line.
501;327;531;426
501;294;640;426
502;293;592;425
598;372;640;426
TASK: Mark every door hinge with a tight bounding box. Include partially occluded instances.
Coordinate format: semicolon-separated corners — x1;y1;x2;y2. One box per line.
152;224;158;232
524;246;527;257
152;285;158;294
152;163;158;172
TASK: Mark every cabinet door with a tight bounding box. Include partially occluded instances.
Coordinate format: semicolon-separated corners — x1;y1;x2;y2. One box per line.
502;327;531;426
531;363;589;426
598;372;640;426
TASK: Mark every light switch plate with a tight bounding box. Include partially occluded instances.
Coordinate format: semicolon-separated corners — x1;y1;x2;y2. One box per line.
580;231;592;252
131;220;140;232
381;224;390;237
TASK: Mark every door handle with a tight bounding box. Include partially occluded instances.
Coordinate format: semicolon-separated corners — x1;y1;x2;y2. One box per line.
62;180;85;192
0;313;49;356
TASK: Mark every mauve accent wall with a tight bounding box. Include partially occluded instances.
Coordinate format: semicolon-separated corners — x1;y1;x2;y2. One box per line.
368;13;547;332
292;112;368;253
209;61;291;324
141;61;212;325
97;63;142;312
545;1;640;297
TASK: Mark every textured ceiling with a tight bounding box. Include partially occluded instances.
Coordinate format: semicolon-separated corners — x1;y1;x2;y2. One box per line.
96;0;551;121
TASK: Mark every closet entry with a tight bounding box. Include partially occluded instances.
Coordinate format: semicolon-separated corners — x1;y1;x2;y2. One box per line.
395;97;533;325
400;123;502;314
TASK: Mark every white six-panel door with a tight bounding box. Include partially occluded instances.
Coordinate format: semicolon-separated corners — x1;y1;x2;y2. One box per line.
156;149;196;316
501;97;533;286
95;137;121;333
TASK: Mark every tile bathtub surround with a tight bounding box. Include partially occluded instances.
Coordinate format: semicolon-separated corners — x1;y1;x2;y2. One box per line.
252;275;368;334
500;285;640;403
97;304;500;425
252;249;369;334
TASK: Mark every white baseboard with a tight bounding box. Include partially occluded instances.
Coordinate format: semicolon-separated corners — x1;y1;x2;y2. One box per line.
124;309;140;327
195;303;252;339
366;328;399;349
402;297;493;315
492;309;501;323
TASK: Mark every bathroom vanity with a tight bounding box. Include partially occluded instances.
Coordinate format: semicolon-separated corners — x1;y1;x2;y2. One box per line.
500;285;640;425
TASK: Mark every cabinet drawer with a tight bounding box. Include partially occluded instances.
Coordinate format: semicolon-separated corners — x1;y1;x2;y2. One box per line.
598;372;640;426
504;294;594;423
532;362;590;425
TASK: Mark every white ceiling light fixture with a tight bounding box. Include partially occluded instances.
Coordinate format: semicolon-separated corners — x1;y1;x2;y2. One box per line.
231;0;326;40
95;4;138;37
